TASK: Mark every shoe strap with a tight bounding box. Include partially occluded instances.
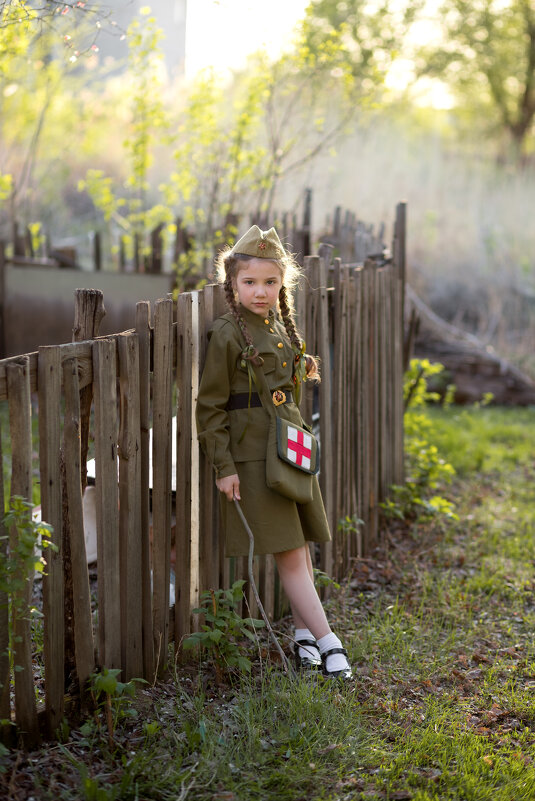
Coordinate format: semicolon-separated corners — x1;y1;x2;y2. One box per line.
295;638;318;648
320;646;348;661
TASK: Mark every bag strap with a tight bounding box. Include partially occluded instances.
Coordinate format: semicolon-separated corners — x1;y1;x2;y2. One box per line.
249;360;278;421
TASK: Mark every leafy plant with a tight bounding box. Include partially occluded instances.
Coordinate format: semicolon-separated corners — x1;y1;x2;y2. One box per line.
382;358;457;523
183;580;265;682
0;496;56;671
89;667;146;748
313;567;341;591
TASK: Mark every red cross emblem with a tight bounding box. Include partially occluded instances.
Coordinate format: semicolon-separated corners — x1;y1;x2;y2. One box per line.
287;427;312;470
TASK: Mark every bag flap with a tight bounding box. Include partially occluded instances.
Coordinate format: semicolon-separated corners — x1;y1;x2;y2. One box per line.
275;417;319;475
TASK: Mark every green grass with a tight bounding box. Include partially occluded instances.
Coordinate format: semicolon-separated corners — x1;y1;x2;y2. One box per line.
3;405;535;800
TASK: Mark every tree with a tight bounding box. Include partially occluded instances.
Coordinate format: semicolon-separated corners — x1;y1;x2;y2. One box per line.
0;0;124;236
416;0;535;157
81;10;358;283
301;0;422;93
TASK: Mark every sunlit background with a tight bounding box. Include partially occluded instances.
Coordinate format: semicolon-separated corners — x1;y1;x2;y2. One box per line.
1;0;534;374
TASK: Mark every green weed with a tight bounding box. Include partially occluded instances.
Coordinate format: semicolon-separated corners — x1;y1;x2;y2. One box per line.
183;579;265;681
5;406;535;801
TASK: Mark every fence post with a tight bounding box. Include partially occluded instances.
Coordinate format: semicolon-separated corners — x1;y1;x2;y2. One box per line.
0;242;6;359
62;358;94;693
38;346;64;735
72;288;106;493
136;302;154;680
175;292;194;643
61;289;106;685
393;202;406;486
93;232;102;272
152;299;173;673
93;338;121;670
118;333;144;681
0;418;8;745
7;357;40;746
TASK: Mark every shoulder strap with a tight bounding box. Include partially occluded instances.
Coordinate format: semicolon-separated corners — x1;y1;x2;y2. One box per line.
250;360;277;421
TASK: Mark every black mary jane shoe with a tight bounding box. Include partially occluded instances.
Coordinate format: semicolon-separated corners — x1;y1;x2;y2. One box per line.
293;638;322;671
321;647;353;680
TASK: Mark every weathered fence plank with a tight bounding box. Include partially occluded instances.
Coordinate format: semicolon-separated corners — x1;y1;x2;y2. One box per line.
62;357;94;693
135;302;154;680
190;293;201;623
7;358;39;746
198;288;218;596
93;338;121;670
152;299;173;673
118;333;144;681
38;346;64;735
0;418;9;743
175;292;194;644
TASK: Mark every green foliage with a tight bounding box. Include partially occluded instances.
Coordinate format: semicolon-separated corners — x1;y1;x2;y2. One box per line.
183;580;265;678
78;8;174;265
10;410;535;801
0;497;56;668
415;0;535;155
313;567;341;591
89;667;146;746
302;0;421;91
382;358;457;522
424;405;535;477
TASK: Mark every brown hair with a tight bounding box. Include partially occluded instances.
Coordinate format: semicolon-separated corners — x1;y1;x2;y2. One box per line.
216;246;320;381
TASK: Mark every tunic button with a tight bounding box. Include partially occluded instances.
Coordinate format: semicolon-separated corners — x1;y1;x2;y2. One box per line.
264;319;270;325
277;342;283;349
282;361;287;367
269;328;274;333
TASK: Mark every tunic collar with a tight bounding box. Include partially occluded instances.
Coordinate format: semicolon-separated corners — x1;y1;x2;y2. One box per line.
238;304;277;329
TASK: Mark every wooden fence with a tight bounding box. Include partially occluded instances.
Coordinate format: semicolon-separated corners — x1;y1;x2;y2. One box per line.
5;189;385;278
0;203;405;745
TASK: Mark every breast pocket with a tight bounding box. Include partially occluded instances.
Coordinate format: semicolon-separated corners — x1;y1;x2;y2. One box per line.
237;353;277;376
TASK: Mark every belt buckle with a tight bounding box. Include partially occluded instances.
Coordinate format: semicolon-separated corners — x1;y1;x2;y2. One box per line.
272;389;286;407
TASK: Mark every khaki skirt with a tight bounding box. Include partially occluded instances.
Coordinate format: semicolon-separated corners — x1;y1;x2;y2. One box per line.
219;459;332;557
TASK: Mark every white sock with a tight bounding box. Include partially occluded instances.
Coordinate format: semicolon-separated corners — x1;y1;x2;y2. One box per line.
317;632;350;673
295;628;320;660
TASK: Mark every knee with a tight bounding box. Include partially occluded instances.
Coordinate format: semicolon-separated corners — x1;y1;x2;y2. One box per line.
274;546;307;576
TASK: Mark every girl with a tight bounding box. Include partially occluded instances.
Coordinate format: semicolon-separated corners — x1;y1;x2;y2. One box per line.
195;225;352;679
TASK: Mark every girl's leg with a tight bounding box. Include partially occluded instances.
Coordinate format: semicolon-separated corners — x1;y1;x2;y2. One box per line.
274;544;352;676
274;545;330;640
289;545;317;630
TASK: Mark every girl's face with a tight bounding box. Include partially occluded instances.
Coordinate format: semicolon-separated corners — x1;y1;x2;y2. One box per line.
233;258;283;316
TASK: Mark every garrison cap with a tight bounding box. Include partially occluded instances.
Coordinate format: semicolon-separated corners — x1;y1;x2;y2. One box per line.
231;225;285;260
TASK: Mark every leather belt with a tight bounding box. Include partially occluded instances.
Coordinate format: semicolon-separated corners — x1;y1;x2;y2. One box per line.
227;390;293;411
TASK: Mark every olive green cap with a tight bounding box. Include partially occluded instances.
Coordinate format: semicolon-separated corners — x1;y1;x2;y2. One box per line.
231;225;285;260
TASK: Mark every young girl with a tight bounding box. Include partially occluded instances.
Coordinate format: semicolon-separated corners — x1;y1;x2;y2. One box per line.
195;225;352;679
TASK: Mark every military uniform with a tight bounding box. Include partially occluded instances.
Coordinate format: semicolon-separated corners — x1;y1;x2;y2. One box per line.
196;305;332;556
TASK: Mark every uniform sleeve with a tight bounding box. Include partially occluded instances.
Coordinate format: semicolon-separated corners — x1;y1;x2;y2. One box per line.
195;320;239;479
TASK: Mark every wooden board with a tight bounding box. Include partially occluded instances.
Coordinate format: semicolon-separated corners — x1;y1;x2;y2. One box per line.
152;300;173;673
136;302;154;679
118;333;144;680
38;346;65;735
62;357;94;691
7;358;39;745
92;339;121;670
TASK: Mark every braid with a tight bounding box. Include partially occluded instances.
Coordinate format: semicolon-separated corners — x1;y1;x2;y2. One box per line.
278;285;302;351
223;270;263;367
279;284;321;382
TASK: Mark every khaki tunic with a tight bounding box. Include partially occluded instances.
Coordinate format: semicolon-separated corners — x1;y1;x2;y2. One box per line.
195;305;331;556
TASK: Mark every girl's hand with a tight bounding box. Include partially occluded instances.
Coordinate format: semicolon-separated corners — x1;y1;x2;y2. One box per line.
216;473;240;501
